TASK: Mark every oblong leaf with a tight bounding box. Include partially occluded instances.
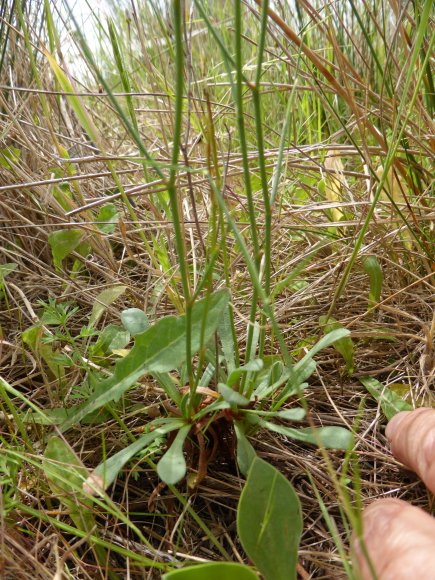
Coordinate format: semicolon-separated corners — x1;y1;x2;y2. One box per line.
157;424;191;485
48;229;83;270
319;316;354;374
218;383;250;407
263;420;353;450
61;290;229;431
85;419;186;494
234;422;257;476
96;203;118;234
121;308;149;336
0;262;17;280
360;376;413;420
89;286;127;328
44;436;88;496
237;457;302;580
163;562;258;580
363;256;383;309
218;304;236;375
295;328;350;372
249;408;306;421
227;359;264;387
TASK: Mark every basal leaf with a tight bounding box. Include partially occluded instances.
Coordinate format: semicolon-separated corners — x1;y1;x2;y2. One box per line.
157;424;191;485
360;376;413;420
218;383;250;407
121;308;149;336
44;436;88;497
237;457;302;580
0;262;17;281
296;328;350;370
48;229;83;270
96;324;130;353
280;328;350;400
163;562;258;580
89;285;127;328
61;290;229;431
85;419;185;493
234;422;257;476
218;303;236;375
250;408;306;421
263;421;353;450
227;359;263;387
43;437;108;565
193;399;230;421
319;316;354;374
96;203;118;234
362;256;383;309
0;146;20;169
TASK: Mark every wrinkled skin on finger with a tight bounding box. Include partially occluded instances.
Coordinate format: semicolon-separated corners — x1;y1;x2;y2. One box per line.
353;409;435;579
353;499;435;580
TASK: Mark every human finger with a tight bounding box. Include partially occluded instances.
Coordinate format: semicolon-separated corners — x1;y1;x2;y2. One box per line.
385;408;435;494
353;498;435;580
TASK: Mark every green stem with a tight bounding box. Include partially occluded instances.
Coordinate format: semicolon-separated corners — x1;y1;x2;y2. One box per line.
234;0;261;366
171;0;195;411
252;0;271;357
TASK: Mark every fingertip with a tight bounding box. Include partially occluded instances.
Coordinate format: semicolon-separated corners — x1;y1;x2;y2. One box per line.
353;499;407;579
353;499;435;579
385;411;409;441
354;500;406;555
362;498;407;531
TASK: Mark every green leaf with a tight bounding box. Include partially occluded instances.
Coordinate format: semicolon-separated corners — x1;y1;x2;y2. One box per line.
319;316;354;374
237;458;302;580
60;290;229;431
87;419;185;493
43;437;96;531
48;229;83;270
96;203;118;234
248;408;306;421
360;376;413;420
280;328;350;400
362;256;383;309
89;286;127;328
24;407;111;426
234;422;257;476
22;325;65;379
296;328;350;370
218;304;236;374
263;421;353;450
43;436;109;567
96;324;130;353
218;383;250;407
157;424;191;485
252;363;290;400
0;146;20;169
0;262;17;281
193;399;230;421
44;436;88;496
152;371;183;406
163;562;258;580
121;308;149;336
227;359;264;387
